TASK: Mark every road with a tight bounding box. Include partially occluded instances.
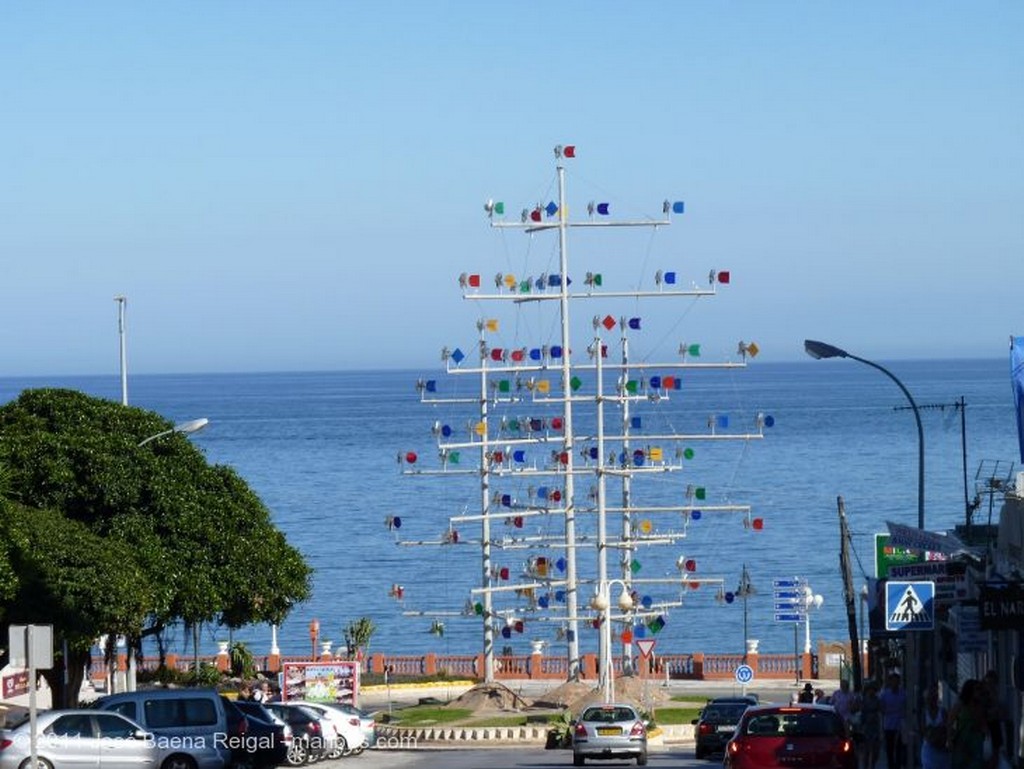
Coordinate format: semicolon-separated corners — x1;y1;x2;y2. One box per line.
344;745;707;769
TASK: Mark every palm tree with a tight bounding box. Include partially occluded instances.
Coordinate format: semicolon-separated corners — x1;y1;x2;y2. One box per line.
343;617;376;658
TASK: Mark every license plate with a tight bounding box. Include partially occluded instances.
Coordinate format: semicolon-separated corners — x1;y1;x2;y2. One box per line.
718;725;736;733
597;727;620;736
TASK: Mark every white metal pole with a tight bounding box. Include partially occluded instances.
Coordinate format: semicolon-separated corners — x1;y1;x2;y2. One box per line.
556;163;580;680
595;332;609;698
478;322;495;682
115;296;128;406
804;610;812;655
28;626;38;769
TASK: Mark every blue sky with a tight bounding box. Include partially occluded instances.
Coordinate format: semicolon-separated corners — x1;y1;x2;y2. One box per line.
2;2;1021;375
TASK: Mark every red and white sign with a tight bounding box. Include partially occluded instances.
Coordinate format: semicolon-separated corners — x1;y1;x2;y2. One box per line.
635;639;656;658
281;661;359;706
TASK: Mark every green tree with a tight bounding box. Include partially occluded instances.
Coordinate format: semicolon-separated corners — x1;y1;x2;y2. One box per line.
0;388;313;700
0;502;151;704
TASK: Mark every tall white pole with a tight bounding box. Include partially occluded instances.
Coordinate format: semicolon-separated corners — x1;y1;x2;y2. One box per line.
556;163;580;680
115;296;128;406
594;331;609;697
804;610;812;655
478;321;495;682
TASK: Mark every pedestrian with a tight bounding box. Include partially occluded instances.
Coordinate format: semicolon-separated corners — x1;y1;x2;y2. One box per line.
238;683;253;701
830;678;859;728
982;670;1008;767
880;671;907;769
948;678;989;769
251;680;269;703
857;681;884;769
798;682;815;703
921;684;951;769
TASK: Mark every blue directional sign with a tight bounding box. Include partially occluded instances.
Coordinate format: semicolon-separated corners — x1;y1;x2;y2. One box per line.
885;581;935;631
772;579;802;588
735;664;754;684
774;613;805;623
773;577;807;622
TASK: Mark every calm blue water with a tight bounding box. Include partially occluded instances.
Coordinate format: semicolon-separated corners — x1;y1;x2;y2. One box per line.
1;359;1019;662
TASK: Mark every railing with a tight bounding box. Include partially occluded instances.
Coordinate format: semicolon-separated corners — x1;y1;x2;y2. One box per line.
90;644;852;684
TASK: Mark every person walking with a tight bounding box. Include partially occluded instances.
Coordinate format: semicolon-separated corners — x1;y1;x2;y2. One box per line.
831;678;859;728
858;681;884;769
920;685;951;769
982;670;1008;768
798;682;815;703
879;672;907;769
948;678;989;769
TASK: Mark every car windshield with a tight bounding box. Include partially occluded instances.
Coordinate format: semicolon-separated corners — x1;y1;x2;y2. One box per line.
581;706;637;723
744;711;843;737
703;704;748;722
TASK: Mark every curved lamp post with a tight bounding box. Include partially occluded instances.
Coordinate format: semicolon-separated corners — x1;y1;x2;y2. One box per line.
138;418;210;447
591;579;635;702
136;416;210;681
803;340;925;530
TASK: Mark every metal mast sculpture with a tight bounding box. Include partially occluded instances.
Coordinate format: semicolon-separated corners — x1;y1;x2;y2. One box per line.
396;146;772;687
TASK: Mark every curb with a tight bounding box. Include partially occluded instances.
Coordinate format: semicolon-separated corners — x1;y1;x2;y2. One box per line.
374;723;695;747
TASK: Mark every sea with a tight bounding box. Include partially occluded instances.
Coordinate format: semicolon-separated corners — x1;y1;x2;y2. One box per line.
1;358;1020;663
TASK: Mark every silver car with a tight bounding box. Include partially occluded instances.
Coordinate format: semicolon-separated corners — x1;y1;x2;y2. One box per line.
571;703;648;766
0;709;161;769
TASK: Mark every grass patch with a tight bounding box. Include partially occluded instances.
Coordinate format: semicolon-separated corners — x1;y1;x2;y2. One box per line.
669;692;719;703
389;706;473;726
463;716;529;727
650;707;701;725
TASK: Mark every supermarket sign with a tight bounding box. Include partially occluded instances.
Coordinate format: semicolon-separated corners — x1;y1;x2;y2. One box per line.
874;533;928;577
875;533;967;605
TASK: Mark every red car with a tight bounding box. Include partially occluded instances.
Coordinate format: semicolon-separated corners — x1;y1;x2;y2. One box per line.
724;704;856;769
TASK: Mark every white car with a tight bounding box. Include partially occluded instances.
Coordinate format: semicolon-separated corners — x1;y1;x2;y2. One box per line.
0;709;161;769
306;702;376;752
286;701;368;756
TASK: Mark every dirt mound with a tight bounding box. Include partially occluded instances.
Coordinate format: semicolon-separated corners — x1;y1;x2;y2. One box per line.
445;681;530;711
531;679;594;710
560;675;672;714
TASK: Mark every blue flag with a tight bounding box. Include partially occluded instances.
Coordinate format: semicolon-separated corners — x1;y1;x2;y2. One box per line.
1012;336;1024;462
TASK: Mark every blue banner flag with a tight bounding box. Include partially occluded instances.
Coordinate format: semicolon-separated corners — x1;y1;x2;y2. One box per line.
1013;336;1024;462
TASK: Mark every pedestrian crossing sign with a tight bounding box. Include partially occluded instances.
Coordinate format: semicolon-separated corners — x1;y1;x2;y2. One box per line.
885;580;935;631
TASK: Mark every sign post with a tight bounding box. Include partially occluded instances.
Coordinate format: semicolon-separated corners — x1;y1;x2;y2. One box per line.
636;640;656;720
735;663;754;697
773;578;807;683
9;625;53;769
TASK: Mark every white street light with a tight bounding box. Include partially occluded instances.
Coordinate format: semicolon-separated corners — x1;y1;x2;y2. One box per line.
138;418;210;447
801;585;824;654
591;578;635;702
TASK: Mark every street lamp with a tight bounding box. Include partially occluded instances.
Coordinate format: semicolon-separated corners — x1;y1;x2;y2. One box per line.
724;564;756;661
803;340;925;530
801;585;824;654
859;584;869;674
131;416;210;690
591;579;635;702
137;418;210;447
